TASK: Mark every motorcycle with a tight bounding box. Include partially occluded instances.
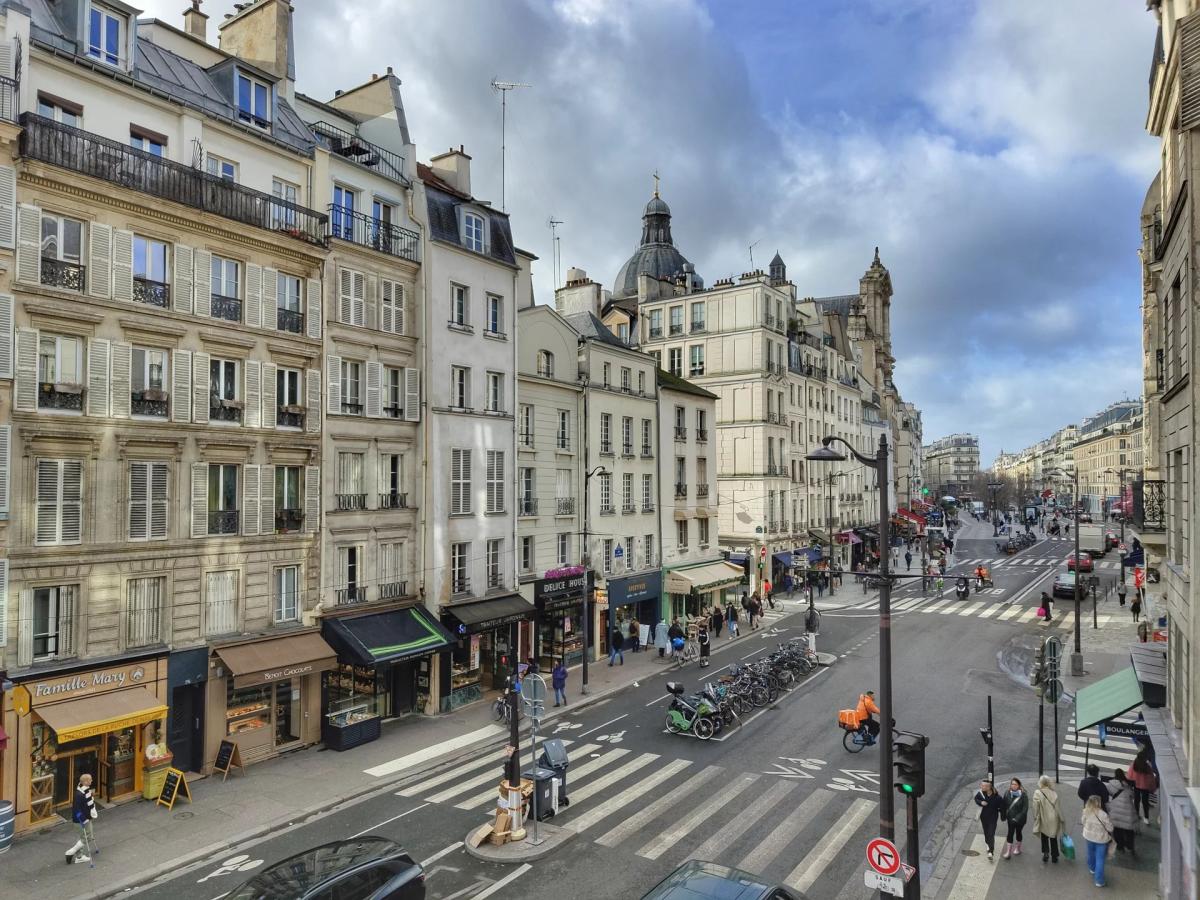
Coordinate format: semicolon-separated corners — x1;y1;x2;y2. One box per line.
955;578;970;601
664;681;719;739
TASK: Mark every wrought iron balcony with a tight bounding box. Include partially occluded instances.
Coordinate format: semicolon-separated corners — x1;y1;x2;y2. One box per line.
669;323;683;336
335;585;369;606
19;114;328;245
384;405;403;419
767;520;779;532
599;503;615;515
622;503;637;514
310;120;406;182
210;402;243;424
641;444;654;458
674;426;688;442
207;509;239;535
1133;478;1165;532
696;429;708;442
133;277;170;308
275;508;304;534
41;257;85;291
277;407;305;429
622;443;634;456
557;436;571;451
276;307;304;334
39;383;84;411
0;75;16;123
131;392;168;418
341;401;364;416
519;430;534;447
452;576;471;595
487;572;504;590
335;493;368;511
764;314;776;327
643;501;656;513
675;483;688;499
690;322;706;333
379;492;409;510
649;326;663;339
767;412;780;424
379;581;409;601
518;498;539;517
556;497;576;515
327;204;420;263
212;293;242;323
697;484;710;498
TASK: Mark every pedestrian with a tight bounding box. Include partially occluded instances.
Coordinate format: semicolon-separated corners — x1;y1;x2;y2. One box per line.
628;617;640;652
711;605;723;639
816;572;826;598
655;618;669;657
1127;748;1158;825
64;773;97;865
727;602;739;638
752;594;763;629
1065;521;1071;538
608;626;624;666
1001;777;1029;859
938;556;947;576
1032;774;1064;864
767;587;776;610
525;656;540;675
1080;794;1114;888
904;550;912;571
974;780;1003;861
1131;591;1142;623
1039;590;1053;623
1108;770;1138;856
1117;581;1127;608
667;618;685;657
1077;763;1110;812
698;620;710;667
551;658;568;707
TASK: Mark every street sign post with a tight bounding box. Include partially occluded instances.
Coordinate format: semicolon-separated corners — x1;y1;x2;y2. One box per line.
863;870;905;896
1044;678;1064;705
866;837;901;876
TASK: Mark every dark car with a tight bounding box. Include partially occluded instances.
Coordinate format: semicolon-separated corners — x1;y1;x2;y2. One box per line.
641;860;805;900
227;837;425;900
1053;571;1077;599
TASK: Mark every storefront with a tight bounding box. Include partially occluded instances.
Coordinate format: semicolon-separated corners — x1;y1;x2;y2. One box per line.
605;571;663;639
532;572;595;670
320;605;456;750
166;648;208;775
206;630;336;770
664;560;744;621
440;594;535;711
1;653;168;834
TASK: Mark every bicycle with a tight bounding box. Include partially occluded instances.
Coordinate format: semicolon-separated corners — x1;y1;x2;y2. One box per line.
677;639;699;665
842;723;878;753
493;694;523;725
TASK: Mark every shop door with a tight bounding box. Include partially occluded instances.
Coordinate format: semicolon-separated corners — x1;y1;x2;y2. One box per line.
169;684;204;774
391;662;416;715
53;739;99;813
274;681;301;746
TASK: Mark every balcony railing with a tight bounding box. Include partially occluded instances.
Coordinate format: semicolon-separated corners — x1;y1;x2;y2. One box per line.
643;501;656;513
1133;478;1165;532
674;426;687;442
379;580;409;601
622;503;637;514
341;401;364;416
649;326;663;339
0;75;16;123
767;520;779;532
764;314;776;327
669;323;683;336
208;509;239;535
131;392;168;418
599;503;615;515
519;431;534;447
622;443;634;456
384;405;403;419
696;429;708;442
675;483;688;499
328;204;421;263
487;572;504;590
336;493;368;511
275;508;304;534
212;293;242;323
690;322;706;333
19;114;328;245
641;444;654;457
310;120;406;182
210;402;243;424
379;492;409;510
767;412;780;424
133;277;170;308
277;307;304;334
600;441;613;455
518;498;539;517
696;484;710;498
39;383;84;411
335;585;369;606
557;436;571;451
41;257;86;291
277;407;305;429
452;576;471;595
556;497;576;515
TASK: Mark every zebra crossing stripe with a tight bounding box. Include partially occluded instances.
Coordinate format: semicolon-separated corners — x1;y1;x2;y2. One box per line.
958;602;987;617
784;797;877;894
976;604;1001;619
922;599;953;614
638;774;760;860
564;758;692;834
688;782;799;862
894;598;924;610
594;764;723;847
997;606;1024;621
443;743;602;806
1057;612;1075;632
738;788;834;874
398;739;576;798
564;752;659;806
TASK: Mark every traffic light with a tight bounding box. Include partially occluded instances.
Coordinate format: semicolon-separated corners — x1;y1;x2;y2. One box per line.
1029;645;1045;691
922;487;930;496
893;731;929;797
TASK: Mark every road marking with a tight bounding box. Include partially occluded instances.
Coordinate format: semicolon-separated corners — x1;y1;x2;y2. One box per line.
471;863;532;899
938;602;962;615
943;834;999;899
922;599;953;613
564;758;692;834
637;774;760;860
565;752;658;805
741;647;766;659
958;602;987;616
785;797;876;894
594;764;724;847
397;741;575;798
738;788;833;873
431;743;599;804
364;724;506;777
420;842;463;867
646;694;670;707
689;782;798;862
578;713;629;738
348;803;428;838
997;605;1024;621
1057;612;1075;631
456;746;623;810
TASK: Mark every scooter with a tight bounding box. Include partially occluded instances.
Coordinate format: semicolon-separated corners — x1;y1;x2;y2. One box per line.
955;578;970;601
664;682;719;739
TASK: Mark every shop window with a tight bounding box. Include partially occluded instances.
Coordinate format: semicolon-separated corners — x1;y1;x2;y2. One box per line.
274;566;299;623
204;570;238;636
126;576;164;647
32;584;77;660
226;679;300;752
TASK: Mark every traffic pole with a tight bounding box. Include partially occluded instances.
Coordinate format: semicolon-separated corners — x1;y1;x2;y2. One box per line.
906;794;921;900
1053;698;1059;785
986;695;994;787
1038;695;1044;777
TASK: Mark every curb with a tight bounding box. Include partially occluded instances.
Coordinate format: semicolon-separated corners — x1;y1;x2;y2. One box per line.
462;822;576;863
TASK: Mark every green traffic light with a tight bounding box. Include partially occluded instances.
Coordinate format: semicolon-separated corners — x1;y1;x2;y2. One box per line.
898;783;914;794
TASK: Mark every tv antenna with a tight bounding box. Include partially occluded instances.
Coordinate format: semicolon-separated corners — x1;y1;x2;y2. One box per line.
548;216;563;289
749;239;762;270
491;79;531;212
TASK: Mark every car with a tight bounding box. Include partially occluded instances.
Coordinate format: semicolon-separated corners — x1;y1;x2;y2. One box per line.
1053;571;1077;599
1078;512;1093;523
1066;553;1094;573
1105;530;1120;549
227;837;425;900
641;860;806;900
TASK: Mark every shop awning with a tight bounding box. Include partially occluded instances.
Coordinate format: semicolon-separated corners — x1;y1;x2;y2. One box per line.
794;546;822;564
324;607;456;667
444;593;535;633
897;508;927;526
727;553;748;566
809;528;829;545
665;561;745;593
836;530;861;545
1075;667;1144;732
36;686;166;743
772;550;793;567
215;631;338;689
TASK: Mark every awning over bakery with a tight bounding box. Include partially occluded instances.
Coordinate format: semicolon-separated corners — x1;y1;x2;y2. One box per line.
36;686;166;743
1075;667;1144;733
323;607;456;667
443;593;535;634
214;631;337;688
665;561;745;594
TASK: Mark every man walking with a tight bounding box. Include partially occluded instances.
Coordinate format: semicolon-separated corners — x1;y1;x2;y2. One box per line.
64;773;97;865
552;658;568;707
904;550;913;571
608;626;624;666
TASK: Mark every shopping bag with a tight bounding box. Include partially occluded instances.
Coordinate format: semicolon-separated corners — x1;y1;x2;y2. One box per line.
1036;607;1046;618
1059;833;1075;860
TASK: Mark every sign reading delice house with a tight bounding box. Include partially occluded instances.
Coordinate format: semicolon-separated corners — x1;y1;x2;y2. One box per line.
536;572;594;613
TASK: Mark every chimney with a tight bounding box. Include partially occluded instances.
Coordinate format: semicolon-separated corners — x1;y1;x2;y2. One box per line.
218;0;293;81
183;1;209;41
429;146;472;197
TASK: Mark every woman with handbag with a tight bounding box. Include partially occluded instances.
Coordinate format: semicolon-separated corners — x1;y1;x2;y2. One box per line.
1108;769;1139;855
1031;775;1064;863
1128;749;1158;825
1081;794;1115;888
1001;777;1029;859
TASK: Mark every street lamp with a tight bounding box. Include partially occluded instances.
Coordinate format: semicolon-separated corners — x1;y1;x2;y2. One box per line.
809;433;896;842
1104;468;1129;586
581;465;609;695
824;470;848;596
987;481;1004;536
1047;467;1084;676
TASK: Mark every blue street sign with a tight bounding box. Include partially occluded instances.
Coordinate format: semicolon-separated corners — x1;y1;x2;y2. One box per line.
614;545;624;558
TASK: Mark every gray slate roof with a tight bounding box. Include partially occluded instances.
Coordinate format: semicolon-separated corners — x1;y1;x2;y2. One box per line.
812;294;858;324
657;367;717;400
420;172;516;267
563;312;627;348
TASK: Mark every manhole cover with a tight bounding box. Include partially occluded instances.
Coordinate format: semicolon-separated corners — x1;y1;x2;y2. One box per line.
961;848;980;857
173;811;194;820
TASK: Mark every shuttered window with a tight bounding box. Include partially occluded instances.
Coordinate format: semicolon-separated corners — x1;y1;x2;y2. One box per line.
204;570;238;636
451;449;471;515
339;267;366;326
381;279;405;334
486;450;504;513
33;585;77;660
126;576;165;647
36;459;83;545
129;461;168;541
273;566;299;623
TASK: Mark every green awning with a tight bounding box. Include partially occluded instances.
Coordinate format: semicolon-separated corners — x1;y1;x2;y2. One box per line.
1075;667;1144;733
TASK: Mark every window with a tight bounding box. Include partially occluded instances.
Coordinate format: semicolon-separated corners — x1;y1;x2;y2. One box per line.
638;371;645;394
519;404;534;447
519;467;535;506
521;536;534;574
206;154;237;182
381;279;404;334
274;566;299;623
276;465;301;528
669;306;683;335
556;468;571;504
126;576;164;647
382;453;404;502
133;236;168;286
644;534;654;567
697;456;708;485
600;413;612;453
621;367;631;391
271;179;298;230
212;255;240;299
209;357;239;407
486;372;504;412
36;459;83;545
696;409;707;438
37;334;82;385
602;362;611;387
463;212;485;252
41;213;83;264
87;4;123;66
642;419;653;455
451;283;470;326
451;542;470;593
451;366;470;409
381;367;402;418
648;309;663;338
277;366;302;414
37;96;81;127
130;130;164;156
332;185;355;239
371;199;394;251
207;464;239;534
698;518;710;546
341;360;362;414
338;545;363;603
675;457;687;491
557;410;571;450
129;461;168;541
642;474;653;509
677;519;689;549
622;416;633;454
599;472;612;512
675;406;686;430
205;570;238;637
33;585;77;659
538;351;554;378
623;473;634;510
689;345;705;377
649;351;662;369
237;72;271;127
602;538;614;575
558;533;570;565
487;539;504;588
690;302;705;332
451;449;472;514
379;542;406;596
486;294;504;336
486;450;505;513
668;347;682;377
618;323;629;344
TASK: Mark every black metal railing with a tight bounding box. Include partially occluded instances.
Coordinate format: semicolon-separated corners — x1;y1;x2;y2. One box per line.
696;429;707;442
41;257;85;291
518;498;539;516
210;402;242;424
335;585;369;606
519;431;534;446
0;75;16;123
674;426;687;441
277;307;304;334
310;120;406;182
452;576;471;595
131;393;168;417
208;509;239;535
557;436;571;451
379;492;409;510
39;383;83;411
212;293;242;323
275;508;304;534
690;322;705;333
328;204;421;262
669;323;683;335
622;443;634;456
643;502;656;513
599;503;615;515
19;114;328;245
379;581;409;601
133;277;170;308
697;484;710;498
649;326;663;339
556;497;575;515
675;483;688;499
277;408;305;429
384;405;403;419
335;493;368;511
1133;478;1165;531
641;444;654;457
341;401;364;416
487;572;504;590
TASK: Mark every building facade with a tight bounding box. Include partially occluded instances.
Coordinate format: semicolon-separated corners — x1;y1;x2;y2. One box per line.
922;433;980;499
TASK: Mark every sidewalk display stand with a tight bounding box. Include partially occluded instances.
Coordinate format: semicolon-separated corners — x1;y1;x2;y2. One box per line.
155;768;191;811
213;739;245;781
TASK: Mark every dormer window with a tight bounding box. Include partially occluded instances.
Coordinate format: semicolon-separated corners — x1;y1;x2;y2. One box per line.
237;72;271;129
462;212;485;253
88;4;125;67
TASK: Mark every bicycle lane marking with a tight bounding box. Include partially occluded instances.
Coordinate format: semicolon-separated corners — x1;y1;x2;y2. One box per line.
578;713;628;738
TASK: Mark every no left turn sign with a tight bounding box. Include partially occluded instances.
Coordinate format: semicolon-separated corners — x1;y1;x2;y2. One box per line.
866;837;901;876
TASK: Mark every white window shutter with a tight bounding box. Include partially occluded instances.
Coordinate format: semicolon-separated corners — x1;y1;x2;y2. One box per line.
365;274;378;331
0;165;16;250
173;244;194;314
243;464;260;536
326;354;341;414
306;369;320;433
15;204;40;286
192;351;210;424
111;229;134;302
110;341;131;419
17;588;31;666
129;461;148;540
88;222;113;299
404;367;421;422
86;338;110;417
262;362;277;429
263;267;278;332
150;462;169;540
60;460;82;543
190;462;207;538
259;464;275;535
380;280;394;334
193;249;212;317
14;327;37;412
306;278;322;339
245;263;263;329
304;465;319;533
366;360;382;417
171;349;192;423
0;424;9;517
0;559;8;648
338;268;351;324
395;283;406;335
244;360;261;428
0;292;13;379
353;271;366;326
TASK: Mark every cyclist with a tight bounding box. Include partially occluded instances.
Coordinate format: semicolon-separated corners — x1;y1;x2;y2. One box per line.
855;690;881;743
974;564;990;588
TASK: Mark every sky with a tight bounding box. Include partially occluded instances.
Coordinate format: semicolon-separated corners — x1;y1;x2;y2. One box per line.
137;0;1159;467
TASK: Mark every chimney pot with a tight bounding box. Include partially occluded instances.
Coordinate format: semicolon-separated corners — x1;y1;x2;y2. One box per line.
386;66;394;75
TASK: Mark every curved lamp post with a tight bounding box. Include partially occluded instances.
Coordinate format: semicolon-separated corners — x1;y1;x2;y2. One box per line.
1103;467;1128;587
581;465;609;694
1046;467;1084;676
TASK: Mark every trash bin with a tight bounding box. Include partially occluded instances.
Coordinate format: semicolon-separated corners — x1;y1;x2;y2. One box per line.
538;738;570;806
522;766;557;821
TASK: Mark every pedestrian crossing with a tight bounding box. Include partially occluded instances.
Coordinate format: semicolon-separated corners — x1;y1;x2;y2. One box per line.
1057;710;1145;775
839;594;1116;632
394;738;881;895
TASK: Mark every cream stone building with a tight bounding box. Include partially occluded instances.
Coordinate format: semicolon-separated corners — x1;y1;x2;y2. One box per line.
922;433;980;499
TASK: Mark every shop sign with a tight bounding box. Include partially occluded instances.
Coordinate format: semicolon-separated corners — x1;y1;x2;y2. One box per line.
470;635;481;670
535;572;594;612
20;660;157;706
607;571;663;607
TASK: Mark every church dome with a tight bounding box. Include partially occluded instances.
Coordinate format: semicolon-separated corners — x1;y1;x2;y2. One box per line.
612;190;701;299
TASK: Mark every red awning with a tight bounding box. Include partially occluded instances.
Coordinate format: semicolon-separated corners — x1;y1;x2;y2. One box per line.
897;508;927;526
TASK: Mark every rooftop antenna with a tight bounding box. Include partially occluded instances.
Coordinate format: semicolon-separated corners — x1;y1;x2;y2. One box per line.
490;79;531;212
548;216;563;289
749;239;762;270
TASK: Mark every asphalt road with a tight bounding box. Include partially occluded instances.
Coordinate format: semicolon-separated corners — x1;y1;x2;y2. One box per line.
129;525;1105;900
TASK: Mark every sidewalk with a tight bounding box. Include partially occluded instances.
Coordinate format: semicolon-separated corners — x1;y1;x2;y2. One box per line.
2;596;836;899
